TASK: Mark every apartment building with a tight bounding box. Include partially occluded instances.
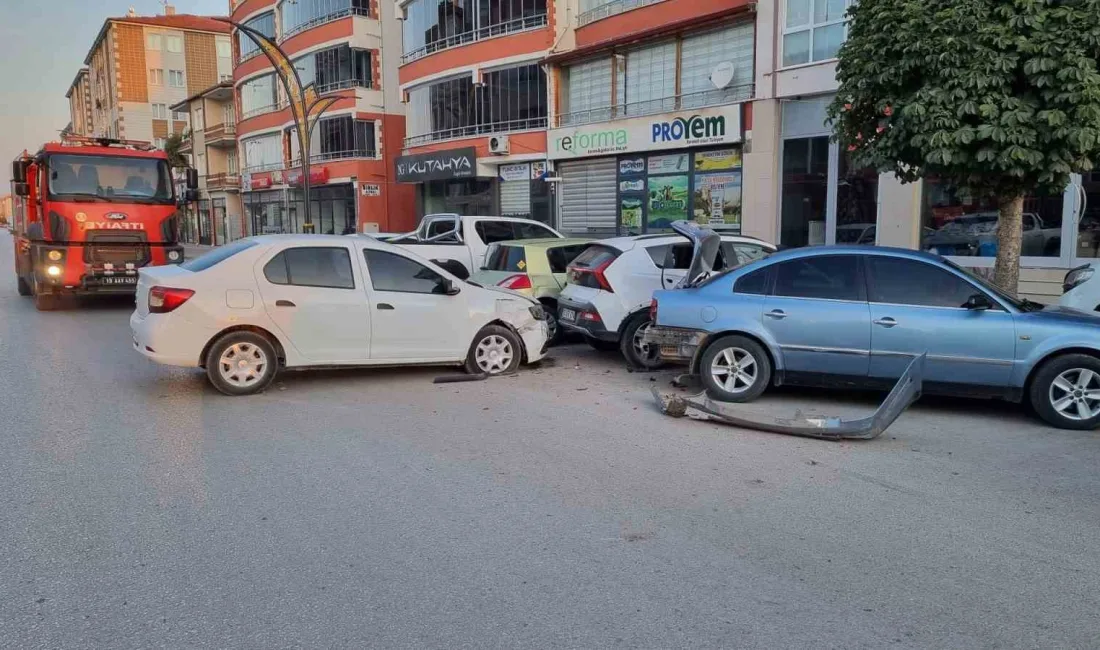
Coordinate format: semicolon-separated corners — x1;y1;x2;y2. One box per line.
232;0;412;235
65;69;93;137
75;8;232;148
172;82;243;245
543;0;754;236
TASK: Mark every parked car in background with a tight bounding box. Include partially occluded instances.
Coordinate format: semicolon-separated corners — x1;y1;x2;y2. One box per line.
470;238;594;344
384;214;563;279
647;244;1100;430
922;212;1060;257
558;231;775;368
1059;262;1100;311
130;235;549;396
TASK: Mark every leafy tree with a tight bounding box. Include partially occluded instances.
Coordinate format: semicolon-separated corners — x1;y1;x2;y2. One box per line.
828;0;1100;292
163;131;190;170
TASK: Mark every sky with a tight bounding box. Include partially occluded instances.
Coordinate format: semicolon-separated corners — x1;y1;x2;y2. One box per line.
0;0;229;172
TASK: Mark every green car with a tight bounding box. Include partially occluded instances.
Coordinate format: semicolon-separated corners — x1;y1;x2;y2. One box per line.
472;238;595;344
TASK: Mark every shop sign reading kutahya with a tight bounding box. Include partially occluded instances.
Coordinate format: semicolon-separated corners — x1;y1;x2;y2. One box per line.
395;147;478;183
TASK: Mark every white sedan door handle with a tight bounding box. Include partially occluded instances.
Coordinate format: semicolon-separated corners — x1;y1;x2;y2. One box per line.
873;317;897;327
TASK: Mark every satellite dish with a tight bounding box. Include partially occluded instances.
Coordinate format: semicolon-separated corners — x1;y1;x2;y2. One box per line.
710;61;735;89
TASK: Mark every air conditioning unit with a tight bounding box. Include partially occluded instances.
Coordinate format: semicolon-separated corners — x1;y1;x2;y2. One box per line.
488;135;510;155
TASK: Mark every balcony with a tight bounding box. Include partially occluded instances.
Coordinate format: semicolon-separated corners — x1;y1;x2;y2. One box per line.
280;4;373;42
554;84;755;128
404;117;547;148
577;0;664;27
288;148;377;165
205;122;238;147
206;172;242;192
178;136;193;154
400;13;548;65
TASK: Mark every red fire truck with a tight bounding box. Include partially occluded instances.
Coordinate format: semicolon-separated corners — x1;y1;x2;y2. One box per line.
10;136;197;310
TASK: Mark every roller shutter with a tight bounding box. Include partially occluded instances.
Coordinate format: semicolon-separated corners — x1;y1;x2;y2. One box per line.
558;158;617;234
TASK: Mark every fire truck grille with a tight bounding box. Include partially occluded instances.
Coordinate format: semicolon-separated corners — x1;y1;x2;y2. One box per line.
83;231;150;266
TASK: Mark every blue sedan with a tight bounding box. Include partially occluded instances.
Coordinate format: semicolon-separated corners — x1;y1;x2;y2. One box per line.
648;246;1100;430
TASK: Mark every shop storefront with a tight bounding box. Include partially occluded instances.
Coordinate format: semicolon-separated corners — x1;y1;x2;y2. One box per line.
548;104;745;235
242;166;357;235
396;147;490;218
779;95;881;248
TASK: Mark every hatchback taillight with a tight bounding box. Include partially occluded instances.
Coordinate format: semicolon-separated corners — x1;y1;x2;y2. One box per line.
566;258;615;292
498;274;533;290
149;286;195;314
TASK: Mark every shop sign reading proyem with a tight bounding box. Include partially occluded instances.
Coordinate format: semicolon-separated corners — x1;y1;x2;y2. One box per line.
548;105;742;160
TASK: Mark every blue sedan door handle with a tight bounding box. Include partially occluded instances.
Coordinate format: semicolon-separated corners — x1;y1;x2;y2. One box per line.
873;317;897;327
766;309;787;319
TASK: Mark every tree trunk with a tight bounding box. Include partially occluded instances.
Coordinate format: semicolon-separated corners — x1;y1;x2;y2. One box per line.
993;195;1025;295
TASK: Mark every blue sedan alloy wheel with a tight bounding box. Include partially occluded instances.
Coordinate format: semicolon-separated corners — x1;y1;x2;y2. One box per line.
1030;354;1100;430
699;335;772;403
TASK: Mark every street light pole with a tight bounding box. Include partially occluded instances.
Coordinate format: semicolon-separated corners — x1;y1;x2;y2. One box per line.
220;19;339;234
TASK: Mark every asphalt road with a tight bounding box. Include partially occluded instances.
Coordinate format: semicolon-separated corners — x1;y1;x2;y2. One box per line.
2;231;1099;649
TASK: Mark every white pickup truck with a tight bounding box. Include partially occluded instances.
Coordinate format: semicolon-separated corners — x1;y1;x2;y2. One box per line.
382;214;564;278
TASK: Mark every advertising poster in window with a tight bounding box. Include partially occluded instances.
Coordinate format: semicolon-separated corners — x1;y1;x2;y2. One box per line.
621;196;644;230
694;148;742;172
648;153;690;175
648;175;690;229
692;172;742;230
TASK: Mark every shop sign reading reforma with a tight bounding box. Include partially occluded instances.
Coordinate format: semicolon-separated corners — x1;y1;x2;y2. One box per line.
548;105;742;160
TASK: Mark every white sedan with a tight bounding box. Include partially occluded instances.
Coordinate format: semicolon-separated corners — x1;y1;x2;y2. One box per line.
130;235;549;395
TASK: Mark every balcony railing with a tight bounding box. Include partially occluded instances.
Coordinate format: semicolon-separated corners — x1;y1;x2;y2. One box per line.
577;0;664;27
241;162;284;174
553;85;755;128
404;117;548;148
314;78;372;94
207;172;242;190
240;103;281;120
400;14;548;65
288;149;377;166
281;6;372;42
204;122;237;142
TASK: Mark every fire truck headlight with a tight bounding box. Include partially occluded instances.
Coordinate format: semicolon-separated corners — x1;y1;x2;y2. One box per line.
46;265;62;278
47;250;63;261
168;250;181;261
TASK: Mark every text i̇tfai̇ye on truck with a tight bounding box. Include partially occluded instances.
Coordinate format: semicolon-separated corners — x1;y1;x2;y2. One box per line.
9;136;198;310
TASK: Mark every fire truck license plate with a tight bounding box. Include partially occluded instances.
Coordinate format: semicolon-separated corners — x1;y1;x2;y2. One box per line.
102;277;137;285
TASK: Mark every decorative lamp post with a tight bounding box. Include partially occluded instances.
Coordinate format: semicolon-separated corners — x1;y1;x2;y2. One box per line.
220;18;340;234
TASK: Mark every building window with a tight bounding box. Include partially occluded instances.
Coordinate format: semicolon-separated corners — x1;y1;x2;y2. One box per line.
242;133;283;171
289;116;376;162
293;45;372;93
169;70;185;88
406;63;547;146
147;33;162;50
216;40;232;58
154;137;167;149
238;12;275;61
152;103;168;119
220;74;233;83
783;0;851;67
401;0;547;62
239;74;278;118
166;35;183;53
279;0;372;40
148;68;164;86
172;110;188;122
227;150;239;174
558;23;755;127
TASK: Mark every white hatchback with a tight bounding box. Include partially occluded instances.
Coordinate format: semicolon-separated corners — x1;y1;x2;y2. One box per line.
558;233;775;368
130;235;549;395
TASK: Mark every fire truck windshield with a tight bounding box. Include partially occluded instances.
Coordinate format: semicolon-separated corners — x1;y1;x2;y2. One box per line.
47;154;173;204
